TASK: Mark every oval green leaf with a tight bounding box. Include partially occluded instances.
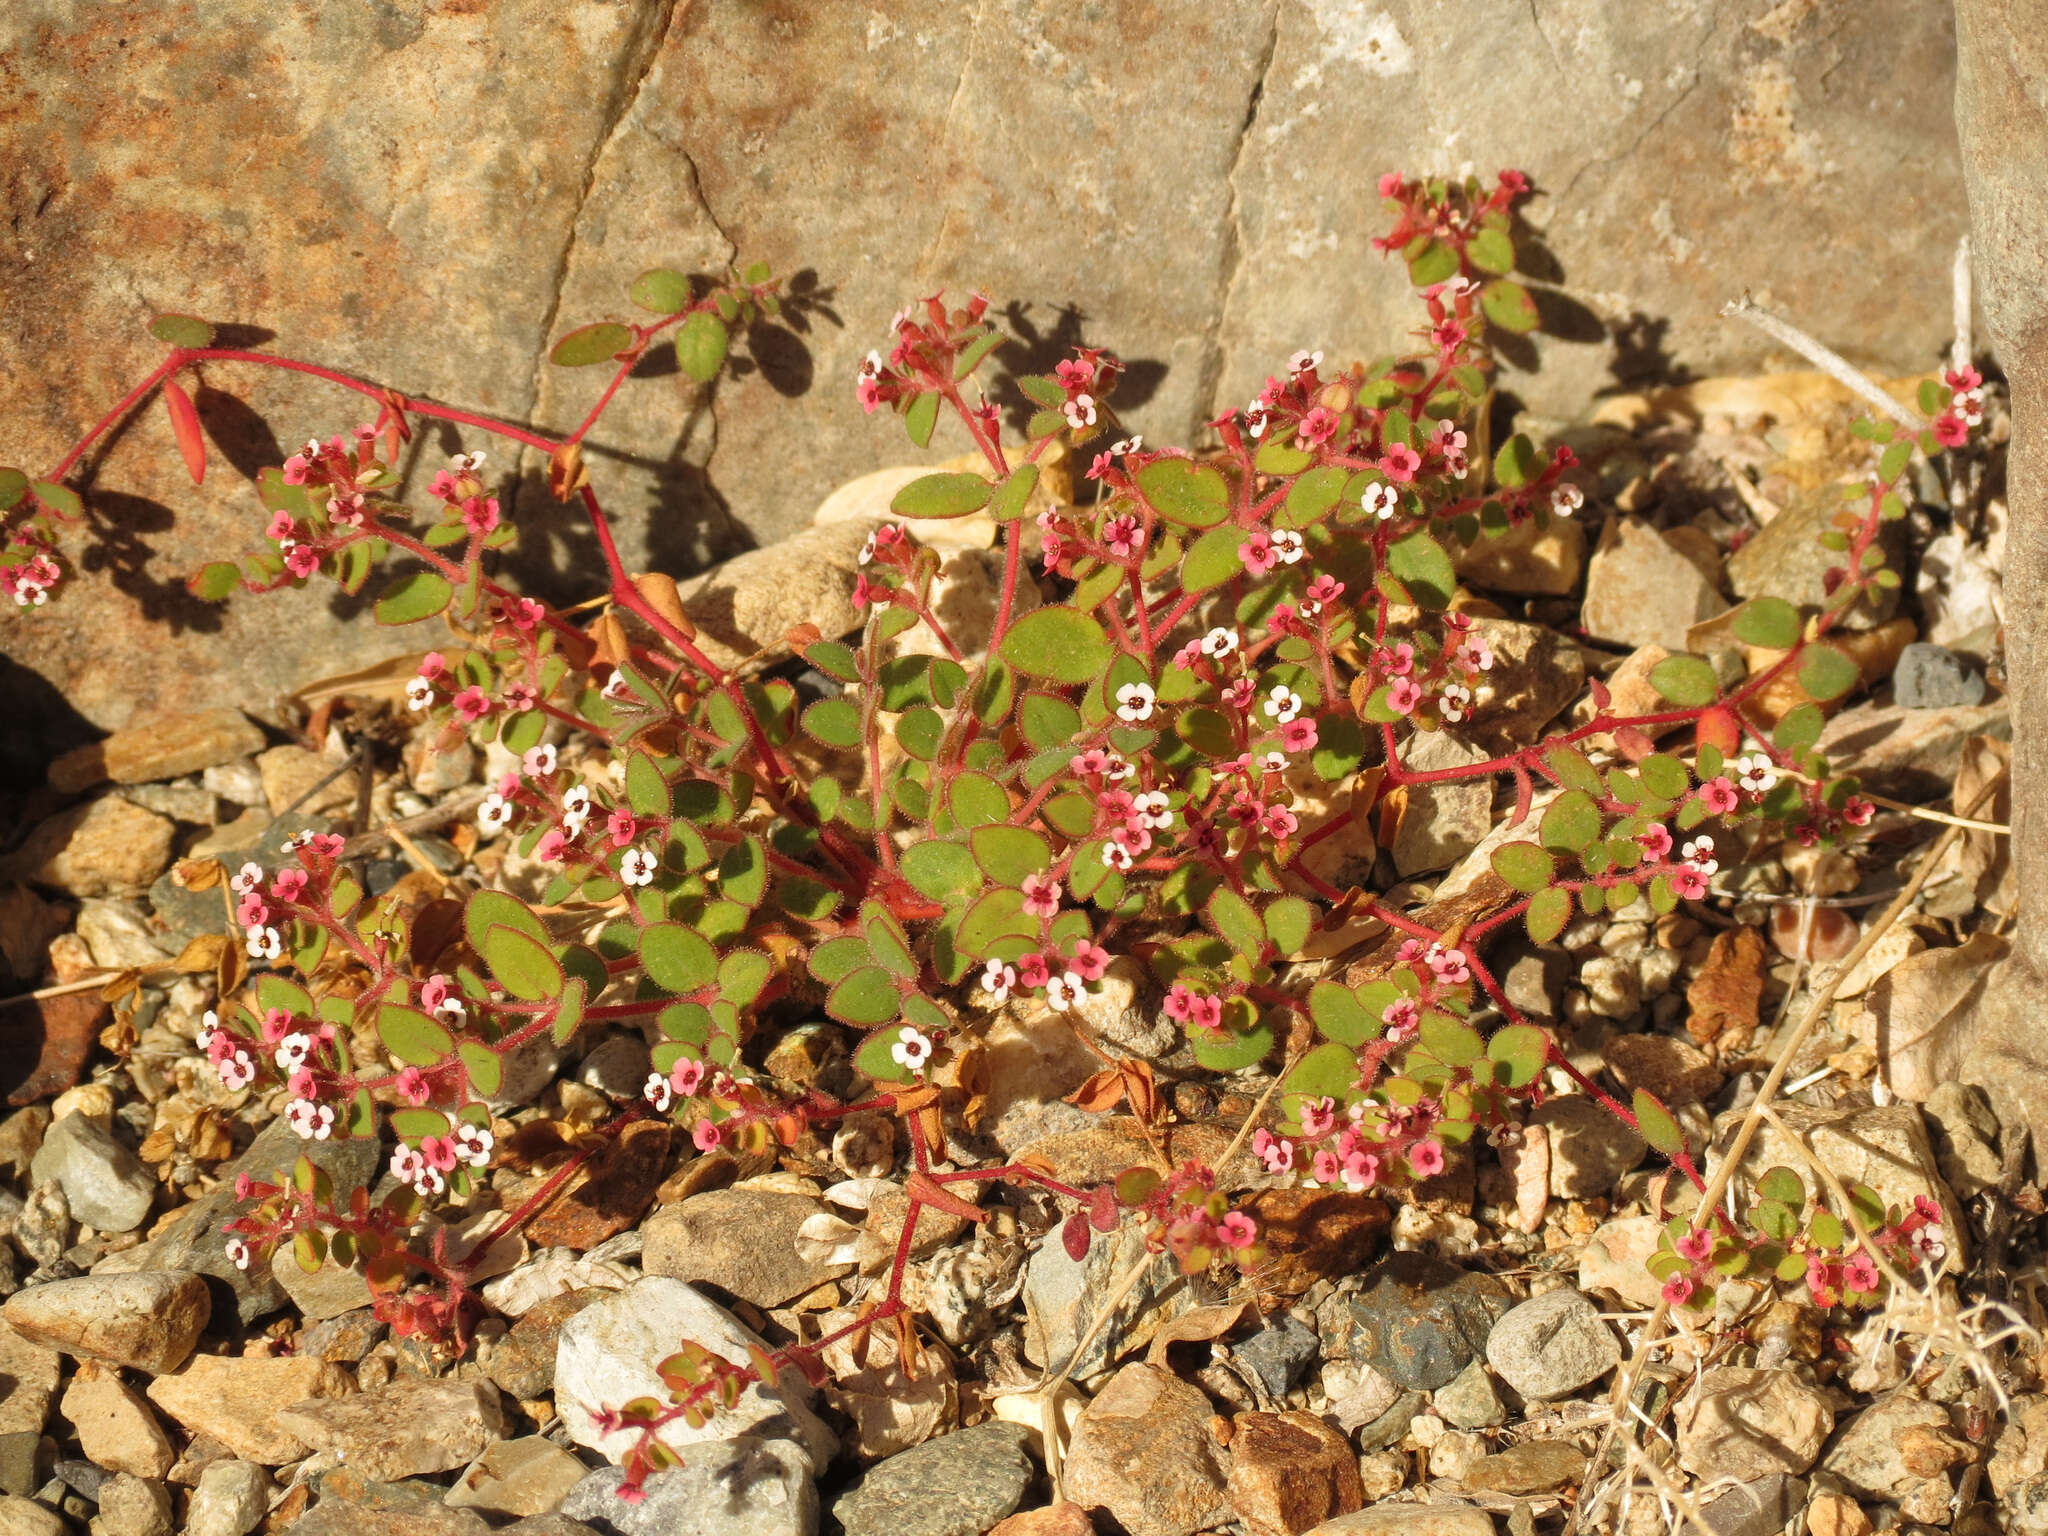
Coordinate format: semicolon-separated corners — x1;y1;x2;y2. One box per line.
550;321;633;367
998;606;1112;684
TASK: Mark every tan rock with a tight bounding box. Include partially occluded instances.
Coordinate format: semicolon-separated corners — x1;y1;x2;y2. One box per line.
10;796;175;898
1675;1366;1834;1479
49;708;266;794
1303;1505;1496;1536
1743;619;1916;725
443;1434;587;1518
62;1367;176;1478
641;1187;853;1308
1576;1215;1666;1310
277;1375;507;1483
2;1271;209;1374
0;1319;62;1435
673;518;879;672
1456;514;1585;596
990;1506;1100;1536
145;1354;356;1464
1227;1410;1364;1536
1062;1363;1230;1536
1581;517;1727;652
1600;1032;1723;1105
1806;1491;1875;1536
256;745;359;817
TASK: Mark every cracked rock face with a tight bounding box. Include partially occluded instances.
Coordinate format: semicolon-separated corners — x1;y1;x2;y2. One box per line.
2;0;1963;760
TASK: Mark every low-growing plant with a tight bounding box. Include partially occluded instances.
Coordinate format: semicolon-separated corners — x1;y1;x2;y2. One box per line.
1;170;1985;1492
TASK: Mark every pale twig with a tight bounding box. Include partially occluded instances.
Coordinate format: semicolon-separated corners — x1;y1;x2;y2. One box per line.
1953;236;1974;376
1719;294;1926;431
1783;768;2008;835
338;786;487;859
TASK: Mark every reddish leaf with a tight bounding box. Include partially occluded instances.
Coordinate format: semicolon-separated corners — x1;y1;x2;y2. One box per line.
1062;1209;1092;1262
1696;706;1743;758
163;378;206;485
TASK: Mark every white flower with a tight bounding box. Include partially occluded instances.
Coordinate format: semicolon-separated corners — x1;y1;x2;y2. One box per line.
644;1072;673;1112
1262;751;1287;772
274;1032;314;1073
1136;790;1173;830
231;863;264;895
601;672;633;701
390;1144;444;1198
454;1123;493;1168
246;925;282;961
1551;483;1584;517
1102;753;1134;782
1289;348;1323;374
1102;840;1134;871
217;1048;256;1091
563;785;591;819
1044;972;1087;1011
1735;754;1778;795
1264;685;1302;724
1908;1223;1946;1263
452;450;486;473
1363;482;1401;520
405;676;435;712
891;1028;934;1074
431;993;466;1026
478;792;513;832
286;1099;334;1141
1111;435;1144;455
282;829;317;852
1957;389;1985;426
524;744;557;777
858;531;877;565
1200;627;1239;659
1114;682;1156;723
1245;403;1269;438
197;1011;221;1054
1271;530;1306;564
1682;836;1718;876
620;847;658;887
1440;682;1472;723
981;958;1017;1005
860;348;884;377
1063;393;1097;431
224;1236;252;1271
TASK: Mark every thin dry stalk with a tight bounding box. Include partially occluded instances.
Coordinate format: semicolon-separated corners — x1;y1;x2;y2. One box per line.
1719;295;1926;431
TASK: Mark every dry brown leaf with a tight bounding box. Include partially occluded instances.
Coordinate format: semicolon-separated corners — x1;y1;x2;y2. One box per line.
168;933;228;973
1144;1300;1254;1367
288;651;431;710
1064;1065;1127;1115
548;439;589;502
1685;925;1768;1051
632;571;698;640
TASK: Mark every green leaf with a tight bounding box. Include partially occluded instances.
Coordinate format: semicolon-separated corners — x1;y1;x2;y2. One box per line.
1487;1024;1547;1087
1468;226;1515;275
640;922;717;994
459;1041;503;1097
1491;842;1555;894
1311;715;1366;782
149;312;216;349
1879;438;1912;483
1134;459;1230;528
954;328;1007;377
676;311;730;382
1731;596;1801;650
1407;239;1459;286
1180;525;1246;594
905;391;940;448
801;697;863;749
1547;748;1605;796
551;976;587;1045
1190;1016;1274;1072
1308;980;1376;1047
1639;754;1690;801
949;772;1008;828
482;925;562;1002
1419;1012;1483;1067
374;571;454;626
1480;278;1539;333
1283;1041;1360;1103
1279;465;1349;529
1386;530;1456;609
0;468;26;511
998;606;1112;684
377;1005;452;1067
1492;433;1540;489
970;824;1051;885
852;1024;919;1083
1774;703;1825;755
550;321;633;367
1799;645;1859;702
629;268;692;313
1207;888;1265;957
1263;895;1314;956
1540;790;1601;854
989;463;1039;521
892;471;993;520
1756;1166;1807;1209
899;839;979;903
1525;886;1570;944
1633;1090;1685;1156
28;480;80;519
1649;654;1720;708
827;966;902;1026
190;561;242;602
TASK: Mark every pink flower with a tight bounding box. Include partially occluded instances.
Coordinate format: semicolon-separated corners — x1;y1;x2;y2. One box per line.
260;1007;294;1045
236;894;269;927
1378;171;1404;197
1946;364;1983;392
1382;641;1415;676
284;544;321;579
1931;411;1969;448
671;1057;706;1096
1020;873;1061;918
1342;1150;1381;1190
1842;1249;1881;1292
271;868;308;903
1843;797;1875;827
850;574;879;609
1662;1275;1696;1306
606;808;637;848
856;376;883;413
1069;939;1110;981
1262;804;1299;839
1300;1097;1338;1139
1297;406;1339;447
1312;1149;1342;1184
418;652;446;681
282;453;314;486
1407;1139;1445;1178
692;1118;722;1152
535;828;569;863
1696;777;1740;816
1380;444;1422;483
1670;864;1709;900
394;1067;430;1106
1223;676;1256;712
1386;677;1423;715
1253;1128;1295;1174
502;682;538;713
1164;984;1196;1022
1017;953;1051;990
462;496;500;535
266;511;296;542
1055;358;1095;391
1187;994;1223;1032
452;686;492;722
1382;997;1420;1038
1217;1212;1257;1250
1102;514;1144;559
1675;1228;1714;1264
1637;824;1673;860
1427;945;1469;984
1277;717;1319;753
1306;573;1344;605
420;1134;461;1173
1239;529;1278;576
507;597;545;630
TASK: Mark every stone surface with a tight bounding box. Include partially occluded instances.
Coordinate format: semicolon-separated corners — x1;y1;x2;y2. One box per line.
8;798;175;900
254;746;358;817
270;1247;372;1322
1062;1363;1230;1536
1601;1032;1722;1106
485;1288;606;1402
1349;1252;1514;1393
276;1376;508;1483
1460;1439;1588;1495
3;1271;209;1373
49;710;267;794
92;1472;173;1536
185;1460;272;1536
144;1353;356;1465
1302;1506;1496;1536
444;1436;588;1520
1892;642;1987;708
552;1278;835;1469
60;1370;175;1478
1391;731;1496;877
1232;1313;1319;1400
291;1492;493;1536
1531;1095;1646;1198
1484;1289;1620;1401
1432;1359;1506;1430
1821;1393;1961;1500
1456;516;1585;597
1697;1474;1804;1536
1236;1189;1388;1297
990;1509;1097;1536
830;1422;1034;1536
1226;1410;1363;1536
94;1116;380;1323
1023;1219;1195;1382
1676;1367;1834;1480
1728;485;1906;629
1580;518;1727;652
560;1440;817;1536
0;1323;61;1436
1709;1102;1965;1268
27;1112;154;1234
641;1188;852;1308
1465;618;1586;751
1816;699;2011;798
1576;1215;1666;1310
